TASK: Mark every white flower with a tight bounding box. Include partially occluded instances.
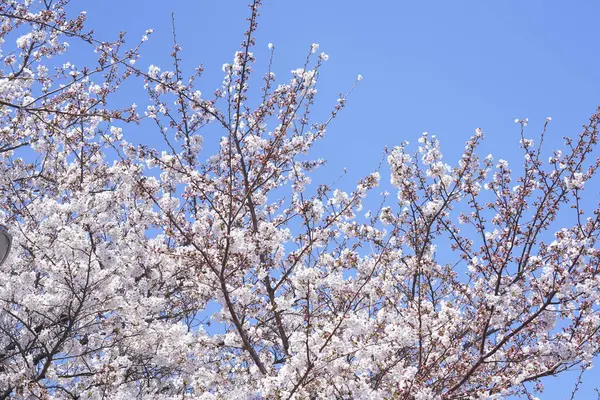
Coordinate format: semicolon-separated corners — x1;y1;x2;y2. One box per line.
311;43;319;53
16;33;33;48
514;118;529;126
148;65;161;79
331;189;349;205
380;207;394;225
307;199;324;220
423;199;443;216
89;84;102;95
357;74;363;81
110;126;123;140
268;43;274;50
565;173;585;190
520;138;534;147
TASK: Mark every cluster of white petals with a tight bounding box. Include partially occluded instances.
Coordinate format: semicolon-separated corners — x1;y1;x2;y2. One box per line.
0;1;599;399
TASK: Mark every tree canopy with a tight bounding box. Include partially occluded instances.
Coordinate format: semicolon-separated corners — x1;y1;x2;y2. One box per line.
1;1;600;399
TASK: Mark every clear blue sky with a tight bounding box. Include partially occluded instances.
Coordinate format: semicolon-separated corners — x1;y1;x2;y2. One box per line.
74;1;600;397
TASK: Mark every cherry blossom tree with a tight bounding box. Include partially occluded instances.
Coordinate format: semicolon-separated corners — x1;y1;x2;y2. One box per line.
1;0;600;399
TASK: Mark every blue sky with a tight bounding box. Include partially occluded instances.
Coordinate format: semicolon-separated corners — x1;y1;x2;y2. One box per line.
73;1;600;397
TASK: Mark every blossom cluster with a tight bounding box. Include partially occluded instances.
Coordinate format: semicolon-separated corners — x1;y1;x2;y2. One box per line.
0;1;600;399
